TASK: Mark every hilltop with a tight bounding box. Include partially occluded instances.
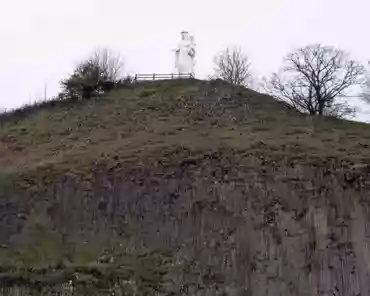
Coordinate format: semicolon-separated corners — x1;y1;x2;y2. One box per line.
1;79;370;295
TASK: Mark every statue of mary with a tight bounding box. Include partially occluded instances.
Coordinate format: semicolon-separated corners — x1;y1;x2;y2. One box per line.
174;31;196;76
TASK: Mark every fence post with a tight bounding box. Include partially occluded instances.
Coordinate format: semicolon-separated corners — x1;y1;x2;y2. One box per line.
172;73;174;79
153;73;155;80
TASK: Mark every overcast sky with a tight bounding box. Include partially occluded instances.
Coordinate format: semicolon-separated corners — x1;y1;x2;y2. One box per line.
1;0;370;121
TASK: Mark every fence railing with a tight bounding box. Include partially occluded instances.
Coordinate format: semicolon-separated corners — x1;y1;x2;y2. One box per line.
134;73;194;81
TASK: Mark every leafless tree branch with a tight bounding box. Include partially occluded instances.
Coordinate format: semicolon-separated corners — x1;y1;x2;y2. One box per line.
60;47;126;100
213;47;252;87
90;47;124;82
263;44;364;117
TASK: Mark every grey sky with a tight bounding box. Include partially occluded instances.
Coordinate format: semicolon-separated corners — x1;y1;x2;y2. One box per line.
1;0;370;120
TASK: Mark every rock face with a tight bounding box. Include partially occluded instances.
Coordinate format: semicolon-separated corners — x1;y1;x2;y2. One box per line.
1;80;370;295
3;154;370;295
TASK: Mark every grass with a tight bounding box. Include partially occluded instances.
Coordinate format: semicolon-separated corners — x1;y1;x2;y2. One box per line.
1;79;370;295
2;81;370;177
0;248;173;295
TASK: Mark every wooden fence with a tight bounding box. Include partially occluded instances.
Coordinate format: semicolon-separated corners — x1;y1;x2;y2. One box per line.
134;73;194;81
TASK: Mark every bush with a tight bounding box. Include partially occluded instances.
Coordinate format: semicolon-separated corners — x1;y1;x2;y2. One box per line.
60;48;127;101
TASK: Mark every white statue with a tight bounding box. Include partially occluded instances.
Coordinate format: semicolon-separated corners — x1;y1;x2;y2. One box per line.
174;31;196;76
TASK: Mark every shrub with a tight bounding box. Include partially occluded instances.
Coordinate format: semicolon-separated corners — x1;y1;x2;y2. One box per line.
60;48;126;101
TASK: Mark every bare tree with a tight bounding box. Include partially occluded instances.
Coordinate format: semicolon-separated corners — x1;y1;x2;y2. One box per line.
213;47;252;86
90;47;124;82
263;44;364;117
60;47;125;100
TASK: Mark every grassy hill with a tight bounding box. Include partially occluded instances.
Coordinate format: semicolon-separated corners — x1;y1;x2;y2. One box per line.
1;79;370;295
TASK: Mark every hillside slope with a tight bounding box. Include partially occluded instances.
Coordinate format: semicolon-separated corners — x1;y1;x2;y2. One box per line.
1;79;370;295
